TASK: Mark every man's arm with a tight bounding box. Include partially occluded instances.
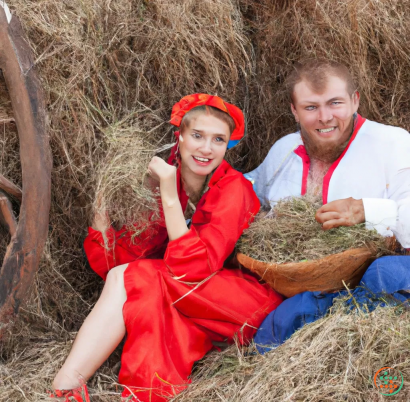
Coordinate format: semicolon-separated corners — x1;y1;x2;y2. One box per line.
366;167;410;247
316;168;410;248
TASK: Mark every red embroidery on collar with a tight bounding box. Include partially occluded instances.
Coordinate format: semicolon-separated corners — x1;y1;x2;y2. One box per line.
322;114;366;204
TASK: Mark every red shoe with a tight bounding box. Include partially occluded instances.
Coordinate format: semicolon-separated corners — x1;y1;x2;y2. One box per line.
48;383;90;402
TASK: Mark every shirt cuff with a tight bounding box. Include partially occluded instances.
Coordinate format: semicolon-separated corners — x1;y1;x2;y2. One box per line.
362;198;397;237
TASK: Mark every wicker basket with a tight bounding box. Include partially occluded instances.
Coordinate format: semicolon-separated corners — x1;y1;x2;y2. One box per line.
237;248;376;298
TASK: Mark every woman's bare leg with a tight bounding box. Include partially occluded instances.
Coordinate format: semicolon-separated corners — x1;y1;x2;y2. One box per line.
53;264;128;390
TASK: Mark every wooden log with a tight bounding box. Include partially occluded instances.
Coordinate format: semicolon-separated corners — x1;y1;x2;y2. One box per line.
0;5;51;335
0;173;22;202
0;190;17;236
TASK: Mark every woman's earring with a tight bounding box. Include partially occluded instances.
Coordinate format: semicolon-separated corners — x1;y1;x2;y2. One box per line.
353;112;358;120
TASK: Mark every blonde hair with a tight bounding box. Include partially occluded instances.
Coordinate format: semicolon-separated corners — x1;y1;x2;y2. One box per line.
179;105;235;135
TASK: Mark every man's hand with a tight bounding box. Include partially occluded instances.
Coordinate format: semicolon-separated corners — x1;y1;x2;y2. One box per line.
147;156;176;183
315;197;365;230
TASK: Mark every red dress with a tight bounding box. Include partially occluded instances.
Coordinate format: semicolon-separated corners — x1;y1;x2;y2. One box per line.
84;160;283;402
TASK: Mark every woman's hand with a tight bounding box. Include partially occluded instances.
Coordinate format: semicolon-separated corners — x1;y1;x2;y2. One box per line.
147;156;176;183
147;157;188;240
148;156;178;208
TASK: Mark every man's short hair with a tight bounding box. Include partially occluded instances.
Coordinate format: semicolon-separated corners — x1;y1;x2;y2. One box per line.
285;59;357;103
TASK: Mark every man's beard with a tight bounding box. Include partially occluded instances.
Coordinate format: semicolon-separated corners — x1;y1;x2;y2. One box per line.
300;118;355;163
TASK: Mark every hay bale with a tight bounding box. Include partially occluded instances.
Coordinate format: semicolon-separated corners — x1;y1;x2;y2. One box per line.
1;0;410;400
173;300;410;401
0;0;253;400
238;0;410;170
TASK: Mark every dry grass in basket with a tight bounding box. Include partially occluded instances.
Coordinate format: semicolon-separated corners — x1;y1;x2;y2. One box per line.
237;197;393;264
174;298;410;401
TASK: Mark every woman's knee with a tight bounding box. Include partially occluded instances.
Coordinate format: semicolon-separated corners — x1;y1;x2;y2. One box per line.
106;263;127;283
105;264;128;299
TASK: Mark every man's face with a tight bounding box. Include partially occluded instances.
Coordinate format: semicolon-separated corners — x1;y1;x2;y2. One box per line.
290;75;360;162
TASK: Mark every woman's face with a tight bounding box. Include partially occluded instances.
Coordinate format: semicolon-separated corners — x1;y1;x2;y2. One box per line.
179;113;230;177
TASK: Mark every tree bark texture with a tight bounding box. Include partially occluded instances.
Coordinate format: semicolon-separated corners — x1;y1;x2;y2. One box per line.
0;6;51;335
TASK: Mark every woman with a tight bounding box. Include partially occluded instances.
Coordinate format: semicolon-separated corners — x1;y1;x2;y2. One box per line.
52;94;282;402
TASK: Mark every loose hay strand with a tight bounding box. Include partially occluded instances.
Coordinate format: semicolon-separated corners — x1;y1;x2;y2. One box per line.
93;115;160;237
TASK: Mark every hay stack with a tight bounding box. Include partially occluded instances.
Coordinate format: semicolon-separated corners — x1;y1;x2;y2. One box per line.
238;0;410;170
0;0;252;400
174;300;410;401
1;0;410;400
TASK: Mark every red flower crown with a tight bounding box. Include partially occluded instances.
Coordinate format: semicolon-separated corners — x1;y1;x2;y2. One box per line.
170;93;245;148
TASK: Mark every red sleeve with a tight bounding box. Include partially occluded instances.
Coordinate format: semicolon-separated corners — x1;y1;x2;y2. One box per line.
163;174;260;282
84;160;188;281
84;224;168;280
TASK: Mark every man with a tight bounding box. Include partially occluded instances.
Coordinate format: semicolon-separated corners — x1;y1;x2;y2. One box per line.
245;59;410;350
247;59;410;247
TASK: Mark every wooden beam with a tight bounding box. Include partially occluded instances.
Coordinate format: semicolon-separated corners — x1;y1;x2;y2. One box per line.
0;173;22;202
0;5;51;334
0;190;17;236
